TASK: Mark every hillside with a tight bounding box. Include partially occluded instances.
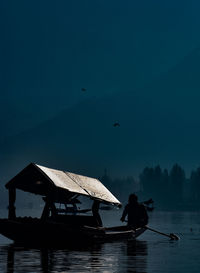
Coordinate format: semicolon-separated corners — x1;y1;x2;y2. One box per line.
1;47;200;184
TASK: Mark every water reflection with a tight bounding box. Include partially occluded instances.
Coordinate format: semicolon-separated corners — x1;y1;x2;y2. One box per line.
7;246;14;273
40;249;50;273
2;240;148;273
126;241;148;273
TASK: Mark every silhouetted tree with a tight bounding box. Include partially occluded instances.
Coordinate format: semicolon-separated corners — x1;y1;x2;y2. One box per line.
100;169;112;188
162;168;170;203
100;170;138;202
111;176;137;202
139;167;155;199
169;164;185;205
190;167;200;204
139;166;173;208
154;165;162;194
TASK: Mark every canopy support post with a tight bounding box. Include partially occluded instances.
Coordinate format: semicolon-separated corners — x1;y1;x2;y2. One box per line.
8;188;16;220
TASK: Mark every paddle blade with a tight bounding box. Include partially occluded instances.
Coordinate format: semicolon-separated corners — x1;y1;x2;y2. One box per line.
170;233;180;240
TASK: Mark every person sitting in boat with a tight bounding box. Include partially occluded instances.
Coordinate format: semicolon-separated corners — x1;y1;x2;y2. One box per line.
41;197;57;220
120;194;148;229
92;200;103;227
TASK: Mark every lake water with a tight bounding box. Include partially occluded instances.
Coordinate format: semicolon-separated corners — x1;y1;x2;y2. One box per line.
0;209;200;273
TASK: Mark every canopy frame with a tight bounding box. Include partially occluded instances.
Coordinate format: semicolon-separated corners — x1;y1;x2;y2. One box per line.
5;163;121;219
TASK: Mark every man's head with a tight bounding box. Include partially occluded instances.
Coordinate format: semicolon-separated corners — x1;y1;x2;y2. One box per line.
128;193;138;204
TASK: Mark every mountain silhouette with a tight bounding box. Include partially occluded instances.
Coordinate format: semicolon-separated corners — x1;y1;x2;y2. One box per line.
2;47;200;182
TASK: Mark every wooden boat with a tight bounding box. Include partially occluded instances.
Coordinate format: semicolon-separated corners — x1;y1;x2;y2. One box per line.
0;163;146;246
0;218;146;246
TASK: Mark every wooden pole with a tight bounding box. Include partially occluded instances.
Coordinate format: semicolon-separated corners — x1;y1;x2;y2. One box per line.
145;226;180;240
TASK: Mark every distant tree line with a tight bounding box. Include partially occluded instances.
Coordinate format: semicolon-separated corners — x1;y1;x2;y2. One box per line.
100;164;200;210
100;169;139;203
139;164;185;209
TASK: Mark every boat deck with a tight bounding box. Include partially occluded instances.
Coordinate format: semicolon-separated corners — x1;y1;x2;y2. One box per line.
0;217;146;246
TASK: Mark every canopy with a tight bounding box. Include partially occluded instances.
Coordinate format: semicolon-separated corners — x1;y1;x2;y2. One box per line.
5;163;121;206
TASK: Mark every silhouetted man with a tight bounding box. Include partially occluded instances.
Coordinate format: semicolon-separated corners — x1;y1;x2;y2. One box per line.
120;194;148;229
92;200;102;227
41;197;57;220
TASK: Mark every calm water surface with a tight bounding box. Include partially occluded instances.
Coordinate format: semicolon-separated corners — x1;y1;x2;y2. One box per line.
0;209;200;273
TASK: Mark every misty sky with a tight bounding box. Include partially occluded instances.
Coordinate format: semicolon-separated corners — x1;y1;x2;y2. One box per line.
1;0;200;179
1;1;200;124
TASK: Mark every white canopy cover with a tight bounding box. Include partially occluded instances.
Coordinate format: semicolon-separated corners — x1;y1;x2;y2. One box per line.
6;163;121;206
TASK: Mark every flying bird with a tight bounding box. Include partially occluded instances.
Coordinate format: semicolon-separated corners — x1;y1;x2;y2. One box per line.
81;88;87;92
113;122;120;127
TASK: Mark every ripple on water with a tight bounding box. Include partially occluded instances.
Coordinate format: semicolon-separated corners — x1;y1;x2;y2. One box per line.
0;211;200;272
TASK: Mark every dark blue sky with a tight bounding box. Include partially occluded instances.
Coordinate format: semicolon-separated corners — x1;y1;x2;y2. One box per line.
1;1;200;119
1;0;200;179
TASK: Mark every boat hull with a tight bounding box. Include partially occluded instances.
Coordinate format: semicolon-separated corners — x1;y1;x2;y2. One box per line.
0;218;146;246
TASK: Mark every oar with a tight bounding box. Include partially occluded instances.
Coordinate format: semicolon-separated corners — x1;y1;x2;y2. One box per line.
145;225;180;240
